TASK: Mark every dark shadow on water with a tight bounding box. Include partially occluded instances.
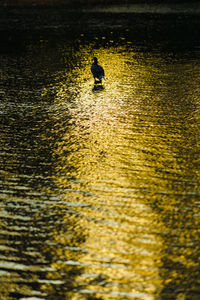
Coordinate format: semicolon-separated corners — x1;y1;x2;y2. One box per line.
92;84;104;92
1;8;200;53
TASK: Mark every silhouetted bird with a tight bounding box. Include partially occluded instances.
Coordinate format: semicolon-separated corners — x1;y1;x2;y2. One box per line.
91;57;105;84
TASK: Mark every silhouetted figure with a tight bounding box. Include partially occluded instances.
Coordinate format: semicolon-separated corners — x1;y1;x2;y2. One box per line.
91;57;105;84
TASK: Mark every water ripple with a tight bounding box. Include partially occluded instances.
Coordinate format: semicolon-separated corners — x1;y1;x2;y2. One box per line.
0;16;200;299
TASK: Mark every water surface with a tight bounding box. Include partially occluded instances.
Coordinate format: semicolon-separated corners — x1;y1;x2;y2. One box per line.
0;9;200;299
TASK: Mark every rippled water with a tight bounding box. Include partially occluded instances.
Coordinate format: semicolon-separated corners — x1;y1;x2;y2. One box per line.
0;9;200;299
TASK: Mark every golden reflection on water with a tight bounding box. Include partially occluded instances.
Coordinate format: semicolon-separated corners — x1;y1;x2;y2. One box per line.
7;43;198;299
40;47;177;299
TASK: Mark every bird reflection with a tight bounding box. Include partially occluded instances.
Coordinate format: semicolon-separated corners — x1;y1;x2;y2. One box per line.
92;84;104;92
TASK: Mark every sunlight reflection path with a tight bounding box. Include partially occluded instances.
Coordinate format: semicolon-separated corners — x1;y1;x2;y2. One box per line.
44;47;165;299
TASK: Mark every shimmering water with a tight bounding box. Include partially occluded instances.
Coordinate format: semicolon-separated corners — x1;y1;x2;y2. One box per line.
0;9;200;300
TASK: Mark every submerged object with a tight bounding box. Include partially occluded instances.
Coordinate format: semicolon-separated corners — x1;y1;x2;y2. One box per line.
91;57;105;84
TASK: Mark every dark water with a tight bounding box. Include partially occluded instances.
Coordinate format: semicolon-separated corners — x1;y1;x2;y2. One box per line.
0;8;200;300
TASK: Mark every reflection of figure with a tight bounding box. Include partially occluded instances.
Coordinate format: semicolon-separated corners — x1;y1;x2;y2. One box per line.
92;84;104;92
91;57;105;84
